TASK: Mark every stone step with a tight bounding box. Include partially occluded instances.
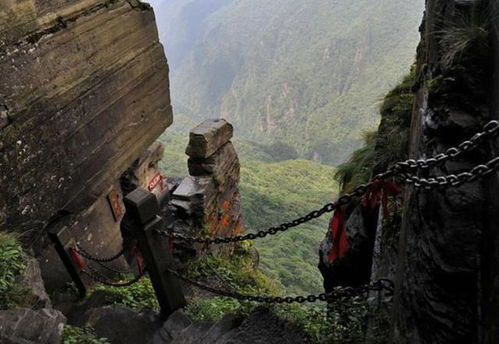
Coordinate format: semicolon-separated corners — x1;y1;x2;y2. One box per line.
153;310;192;344
171;320;214;344
199;314;242;344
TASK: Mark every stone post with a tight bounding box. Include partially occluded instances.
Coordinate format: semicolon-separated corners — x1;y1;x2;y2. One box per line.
172;119;244;256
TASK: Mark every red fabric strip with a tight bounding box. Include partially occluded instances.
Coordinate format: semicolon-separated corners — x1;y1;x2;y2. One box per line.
327;207;348;262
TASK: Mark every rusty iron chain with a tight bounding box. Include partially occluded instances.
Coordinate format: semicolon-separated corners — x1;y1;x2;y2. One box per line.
169;268;393;304
81;264;145;288
388;120;499;173
76;243;125;263
402;156;499;189
161;120;499;245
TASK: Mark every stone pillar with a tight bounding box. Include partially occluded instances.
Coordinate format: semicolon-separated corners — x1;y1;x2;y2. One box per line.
172;119;244;256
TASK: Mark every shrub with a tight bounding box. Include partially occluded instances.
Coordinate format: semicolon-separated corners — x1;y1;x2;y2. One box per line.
90;276;159;311
334;131;378;193
0;231;30;309
436;1;492;69
275;297;368;344
185;296;241;321
63;325;110;344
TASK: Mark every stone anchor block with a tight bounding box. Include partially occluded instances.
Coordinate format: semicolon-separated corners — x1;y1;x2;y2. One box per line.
188;142;240;179
186;119;234;159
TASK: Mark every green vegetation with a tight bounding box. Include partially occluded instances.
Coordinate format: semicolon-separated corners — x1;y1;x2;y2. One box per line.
90;276;159;311
182;247;367;344
183;244;280;321
437;1;492;69
335;69;415;195
334;131;378;194
159;129;337;295
240;158;337;295
155;0;423;165
0;231;31;310
63;325;110;344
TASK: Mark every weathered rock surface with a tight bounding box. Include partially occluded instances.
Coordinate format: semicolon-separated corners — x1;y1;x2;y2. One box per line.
0;308;66;344
318;206;378;290
0;0;173;236
84;305;162;344
155;308;310;344
22;258;52;309
172;119;243;256
186;119;234;159
391;1;499;343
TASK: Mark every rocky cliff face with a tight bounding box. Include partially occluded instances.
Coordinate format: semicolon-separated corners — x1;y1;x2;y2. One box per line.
393;1;499;343
0;0;173;291
319;1;499;342
0;0;172;234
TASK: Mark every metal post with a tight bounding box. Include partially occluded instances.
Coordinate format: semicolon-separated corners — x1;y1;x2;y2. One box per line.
48;227;87;297
124;187;186;320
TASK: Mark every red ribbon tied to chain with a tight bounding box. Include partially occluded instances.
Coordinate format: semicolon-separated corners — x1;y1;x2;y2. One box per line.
327;207;348;263
69;246;86;270
362;179;401;218
131;242;145;276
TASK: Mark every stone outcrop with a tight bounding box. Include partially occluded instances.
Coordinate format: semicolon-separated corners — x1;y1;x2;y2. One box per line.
22;258;52;310
84;305;162;344
172;119;243;256
391;1;499;343
0;0;174;292
154;308;311;344
0;308;66;344
318;205;379;290
0;0;172;236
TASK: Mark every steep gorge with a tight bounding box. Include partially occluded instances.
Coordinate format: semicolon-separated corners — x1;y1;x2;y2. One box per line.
154;0;424;164
2;0;499;343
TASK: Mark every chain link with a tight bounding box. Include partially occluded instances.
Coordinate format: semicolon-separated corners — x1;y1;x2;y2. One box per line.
162;120;499;245
402;156;499;189
169;269;393;304
81;264;145;288
388;120;499;174
75;243;125;263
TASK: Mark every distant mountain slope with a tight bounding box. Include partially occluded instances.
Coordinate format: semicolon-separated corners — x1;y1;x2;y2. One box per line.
153;0;423;164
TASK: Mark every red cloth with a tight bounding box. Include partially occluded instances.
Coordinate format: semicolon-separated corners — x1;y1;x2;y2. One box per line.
131;243;145;275
362;180;401;218
69;247;85;270
327;207;348;262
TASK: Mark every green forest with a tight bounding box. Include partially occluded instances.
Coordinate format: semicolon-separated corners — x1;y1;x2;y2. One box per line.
154;0;423;164
153;0;423;297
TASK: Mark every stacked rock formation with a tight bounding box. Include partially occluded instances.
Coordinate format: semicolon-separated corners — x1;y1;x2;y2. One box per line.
172;119;243;256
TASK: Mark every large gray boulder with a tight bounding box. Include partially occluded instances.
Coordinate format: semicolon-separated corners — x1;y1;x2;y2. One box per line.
22;258;52;309
84;305;162;344
0;308;66;344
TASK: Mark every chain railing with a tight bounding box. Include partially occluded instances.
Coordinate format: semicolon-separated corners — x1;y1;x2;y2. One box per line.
158;120;499;245
168;269;394;304
58;120;499;315
81;266;145;287
75;243;125;263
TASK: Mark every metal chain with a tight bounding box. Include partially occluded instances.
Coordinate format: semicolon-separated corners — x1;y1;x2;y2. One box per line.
81;264;145;288
169;269;393;304
161;120;499;245
402;156;499;189
93;260;133;275
75;243;125;263
388;120;499;174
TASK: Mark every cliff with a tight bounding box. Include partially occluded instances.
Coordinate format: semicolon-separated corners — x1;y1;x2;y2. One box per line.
319;0;499;343
393;1;499;342
0;0;172;233
0;0;172;290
